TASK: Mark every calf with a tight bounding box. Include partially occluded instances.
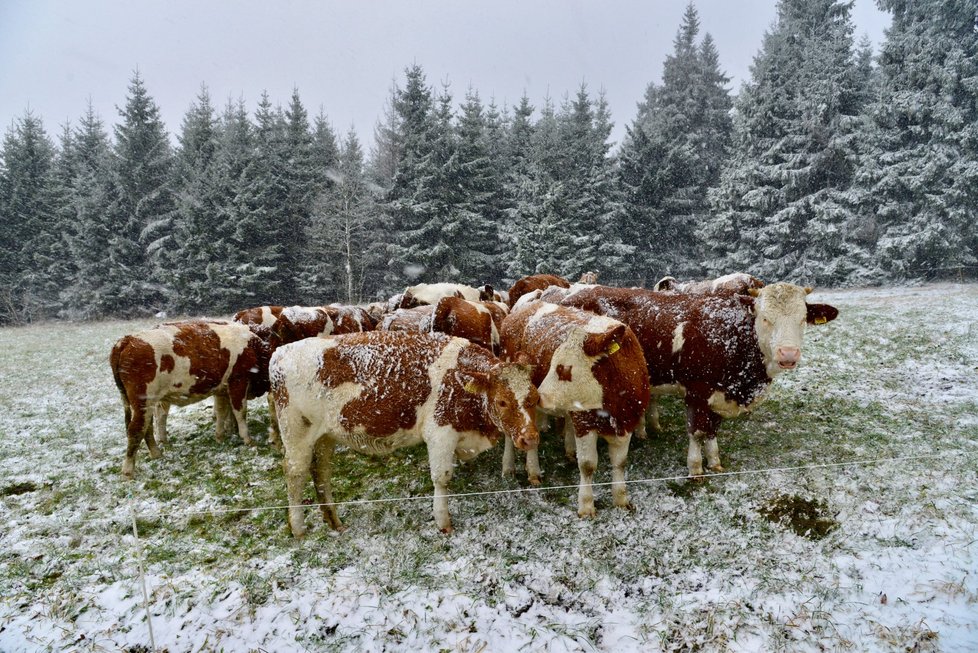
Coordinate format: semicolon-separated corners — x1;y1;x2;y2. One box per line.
270;331;539;536
506;274;571;309
551;283;838;477
499;303;650;517
110;320;270;477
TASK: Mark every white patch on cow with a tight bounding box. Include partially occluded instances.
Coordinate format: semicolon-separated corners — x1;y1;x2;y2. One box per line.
672;321;686;354
583;312;621;334
283;305;322;324
259;306;278;328
512;289;544;311
563;283;597;299
707;388;768;418
537;327;604;413
527;302;560;325
406;283;481;304
209;322;250;366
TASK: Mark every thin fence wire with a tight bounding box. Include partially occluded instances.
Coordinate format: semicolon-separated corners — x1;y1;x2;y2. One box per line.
116;451;956;523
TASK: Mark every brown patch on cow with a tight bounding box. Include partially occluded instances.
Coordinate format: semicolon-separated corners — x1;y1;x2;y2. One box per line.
273;308;333;346
159;354;175;373
433;343;497;436
111;335;158;411
431;297;494;351
327;305;377;334
317;332;443;437
507;274;571;308
555;364;572;382
171;322;230;396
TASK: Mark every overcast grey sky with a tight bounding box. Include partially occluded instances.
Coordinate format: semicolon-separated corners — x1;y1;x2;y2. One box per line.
0;0;890;148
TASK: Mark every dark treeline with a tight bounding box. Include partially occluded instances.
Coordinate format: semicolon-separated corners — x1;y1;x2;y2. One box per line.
2;0;976;324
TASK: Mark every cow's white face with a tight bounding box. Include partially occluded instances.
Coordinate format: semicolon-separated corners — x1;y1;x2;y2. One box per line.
751;283;836;377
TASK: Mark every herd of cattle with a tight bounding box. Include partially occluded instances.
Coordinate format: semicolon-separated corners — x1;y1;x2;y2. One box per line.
109;272;839;537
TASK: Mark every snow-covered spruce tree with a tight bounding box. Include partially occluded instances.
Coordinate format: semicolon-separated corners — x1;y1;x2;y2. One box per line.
108;71;176;316
452;88;507;284
554;86;628;282
505;94;543;280
62;103;116;319
701;0;869;286
166;85;228;314
231;92;289;306
207;97;264;311
280;89;320;304
619;4;733;284
308;127;381;304
383;65;458;289
855;0;978;281
0;111;61;323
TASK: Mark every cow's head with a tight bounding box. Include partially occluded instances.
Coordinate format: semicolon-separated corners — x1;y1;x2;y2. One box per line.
747;283;839;376
537;318;626;412
271;306;335;349
466;357;539;452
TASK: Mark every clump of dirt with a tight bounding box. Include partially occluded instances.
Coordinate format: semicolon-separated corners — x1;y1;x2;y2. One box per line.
760;494;838;540
1;481;38;497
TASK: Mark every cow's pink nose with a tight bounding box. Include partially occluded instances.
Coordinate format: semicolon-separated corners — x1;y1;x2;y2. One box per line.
776;346;801;368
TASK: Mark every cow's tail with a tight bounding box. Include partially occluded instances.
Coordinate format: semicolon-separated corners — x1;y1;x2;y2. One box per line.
109;336;134;428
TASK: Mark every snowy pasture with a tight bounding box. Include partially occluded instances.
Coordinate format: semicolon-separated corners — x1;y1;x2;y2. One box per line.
1;284;977;652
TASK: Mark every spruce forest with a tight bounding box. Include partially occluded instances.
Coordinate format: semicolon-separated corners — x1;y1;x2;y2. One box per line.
1;0;976;325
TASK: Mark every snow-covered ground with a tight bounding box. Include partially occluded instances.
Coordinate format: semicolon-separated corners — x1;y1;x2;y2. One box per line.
1;284;976;652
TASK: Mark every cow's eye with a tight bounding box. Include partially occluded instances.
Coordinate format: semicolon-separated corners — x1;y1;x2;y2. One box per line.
496;399;509;408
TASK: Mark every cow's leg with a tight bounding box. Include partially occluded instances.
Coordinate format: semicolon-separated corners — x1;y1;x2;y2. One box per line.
311;437;343;531
425;426;458;533
646;395;662;434
226;380;253;446
266;394;281;450
122;396;150;477
213;394;229;441
562;417;577;462
525;443;542;486
144;408;162;460
571;418;599;518
153;401;169;447
281;421;314;538
501;435;516;478
685;400;722;477
605;433;633;510
704;437;724;473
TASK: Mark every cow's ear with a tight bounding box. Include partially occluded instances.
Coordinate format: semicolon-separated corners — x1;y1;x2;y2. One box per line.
462;371;491;394
747;287;761;298
737;295;756;312
584;324;627;357
807;303;839;325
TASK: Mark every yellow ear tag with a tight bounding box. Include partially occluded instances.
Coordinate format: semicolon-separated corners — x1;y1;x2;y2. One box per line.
463;381;479;393
814;317;827;325
607;342;620;355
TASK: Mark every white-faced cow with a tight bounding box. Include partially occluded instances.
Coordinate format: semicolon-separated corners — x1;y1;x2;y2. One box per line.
110;320;271;477
270;331;539;536
499;303;650;517
547;283;838;477
506;274;571;309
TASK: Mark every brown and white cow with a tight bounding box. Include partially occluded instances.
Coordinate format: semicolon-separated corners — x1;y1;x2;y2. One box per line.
397;282;495;309
506;274;571;309
270;331;540;536
546;283;838;477
499;303;650;517
380;297;508;354
110;320;271;477
654;272;766;296
233;305;285;338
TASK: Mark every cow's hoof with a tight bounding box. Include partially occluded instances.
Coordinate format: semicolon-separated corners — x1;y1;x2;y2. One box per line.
578;507;597;519
687;474;706;483
707;464;725;473
616;501;636;512
148;448;163;459
439;524;454;535
529;477;541;486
